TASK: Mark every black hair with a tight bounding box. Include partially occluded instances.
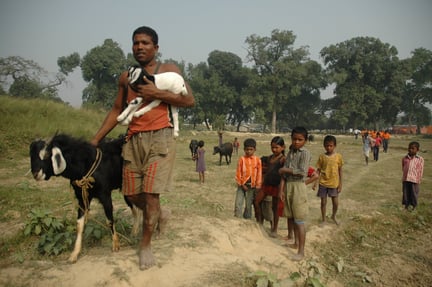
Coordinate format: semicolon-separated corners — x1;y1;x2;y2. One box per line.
198;140;204;147
132;26;159;45
271;136;285;146
244;138;256;148
324;135;337;146
271;136;285;154
409;141;420;149
291;126;308;140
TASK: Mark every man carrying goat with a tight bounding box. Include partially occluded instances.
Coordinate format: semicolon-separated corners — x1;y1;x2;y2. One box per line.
91;26;194;270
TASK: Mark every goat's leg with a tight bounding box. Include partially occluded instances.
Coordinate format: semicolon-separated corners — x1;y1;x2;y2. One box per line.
117;97;143;123
124;195;142;236
101;198;120;252
172;107;179;137
68;205;88;263
133;100;161;118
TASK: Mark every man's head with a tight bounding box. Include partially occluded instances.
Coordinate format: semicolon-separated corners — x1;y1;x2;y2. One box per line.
132;26;159;64
132;26;158;45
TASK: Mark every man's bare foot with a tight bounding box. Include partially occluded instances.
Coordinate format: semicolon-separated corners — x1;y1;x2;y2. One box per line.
156;208;171;238
269;231;278;238
139;248;156;270
319;221;326;227
291;253;304;261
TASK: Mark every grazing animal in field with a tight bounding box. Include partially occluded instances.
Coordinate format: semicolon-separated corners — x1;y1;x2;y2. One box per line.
189;139;199;160
213;142;233;165
308;134;314;142
29;134;139;263
116;66;188;137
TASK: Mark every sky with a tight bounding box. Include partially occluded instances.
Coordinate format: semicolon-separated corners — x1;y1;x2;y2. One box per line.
1;0;431;107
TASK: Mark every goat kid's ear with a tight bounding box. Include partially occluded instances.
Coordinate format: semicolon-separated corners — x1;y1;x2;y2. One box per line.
51;147;66;175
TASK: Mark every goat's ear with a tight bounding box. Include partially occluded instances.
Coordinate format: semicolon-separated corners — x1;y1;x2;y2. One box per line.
51;147;66;175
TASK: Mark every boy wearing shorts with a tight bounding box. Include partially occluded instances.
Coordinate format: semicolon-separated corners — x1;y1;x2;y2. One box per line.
316;135;344;226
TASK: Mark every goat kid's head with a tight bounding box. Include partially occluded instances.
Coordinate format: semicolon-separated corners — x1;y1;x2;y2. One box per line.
127;66;155;91
29;139;67;181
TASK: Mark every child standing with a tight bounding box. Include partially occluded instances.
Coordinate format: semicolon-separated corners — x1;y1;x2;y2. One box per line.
254;136;286;237
235;138;262;219
279;127;311;261
316;135;344;226
233;137;240;155
195;140;206;184
402;141;424;211
362;132;372;165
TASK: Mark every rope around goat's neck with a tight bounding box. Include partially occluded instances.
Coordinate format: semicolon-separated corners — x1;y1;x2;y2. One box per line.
73;148;102;221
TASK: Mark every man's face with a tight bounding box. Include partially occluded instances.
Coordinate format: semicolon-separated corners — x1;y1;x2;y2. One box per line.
132;33;158;64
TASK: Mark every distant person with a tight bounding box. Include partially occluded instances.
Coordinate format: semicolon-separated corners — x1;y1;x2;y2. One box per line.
233;137;240;155
254;136;286;237
362;132;372;165
401;141;424;211
354;129;360;140
316;135;344;226
218;130;223;146
234;138;262;219
382;130;391;153
373;132;382;161
278;127;311;261
195;140;206;184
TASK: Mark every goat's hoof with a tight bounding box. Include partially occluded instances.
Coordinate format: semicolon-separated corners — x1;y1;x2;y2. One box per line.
68;254;78;263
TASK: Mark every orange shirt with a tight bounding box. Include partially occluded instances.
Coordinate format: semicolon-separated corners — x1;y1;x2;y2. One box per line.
235;155;262;189
126;87;173;138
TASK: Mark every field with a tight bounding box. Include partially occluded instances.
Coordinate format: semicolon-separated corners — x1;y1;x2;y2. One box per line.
0;96;431;286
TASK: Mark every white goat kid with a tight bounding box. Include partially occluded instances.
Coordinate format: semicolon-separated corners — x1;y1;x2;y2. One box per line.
117;66;188;137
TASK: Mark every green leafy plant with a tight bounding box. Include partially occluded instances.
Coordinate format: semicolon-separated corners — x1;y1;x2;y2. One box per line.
24;208;75;255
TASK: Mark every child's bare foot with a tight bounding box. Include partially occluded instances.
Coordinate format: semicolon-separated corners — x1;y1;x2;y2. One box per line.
331;216;339;225
139;248;156;270
319;221;326;227
291;253;304;261
269;231;278;238
288;243;298;249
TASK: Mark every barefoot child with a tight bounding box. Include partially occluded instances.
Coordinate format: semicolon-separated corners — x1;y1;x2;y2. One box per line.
283;166;319;242
234;138;262;219
316;135;344;226
279;127;311;261
402;141;424;211
195;140;206;184
254;136;286;237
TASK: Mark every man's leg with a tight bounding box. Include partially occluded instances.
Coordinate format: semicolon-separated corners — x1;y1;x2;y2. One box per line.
127;193;160;270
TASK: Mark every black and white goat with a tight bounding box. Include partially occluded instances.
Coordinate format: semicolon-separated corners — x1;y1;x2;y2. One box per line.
29;134;139;263
116;66;188;137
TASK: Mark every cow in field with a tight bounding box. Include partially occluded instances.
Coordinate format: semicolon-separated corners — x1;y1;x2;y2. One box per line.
213;142;233;165
189;139;198;160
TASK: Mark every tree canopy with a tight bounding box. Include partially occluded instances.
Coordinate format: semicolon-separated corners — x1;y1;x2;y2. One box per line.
2;29;431;132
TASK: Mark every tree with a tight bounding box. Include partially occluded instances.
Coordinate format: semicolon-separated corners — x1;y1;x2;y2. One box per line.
80;39;127;109
207;50;254;131
0;56;63;101
400;48;432;133
320;37;401;129
244;29;312;133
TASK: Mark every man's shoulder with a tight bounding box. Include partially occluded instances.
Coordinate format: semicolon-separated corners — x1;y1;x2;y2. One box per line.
158;62;181;74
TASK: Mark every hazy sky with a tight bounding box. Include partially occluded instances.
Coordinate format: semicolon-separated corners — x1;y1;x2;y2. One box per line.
1;0;431;107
